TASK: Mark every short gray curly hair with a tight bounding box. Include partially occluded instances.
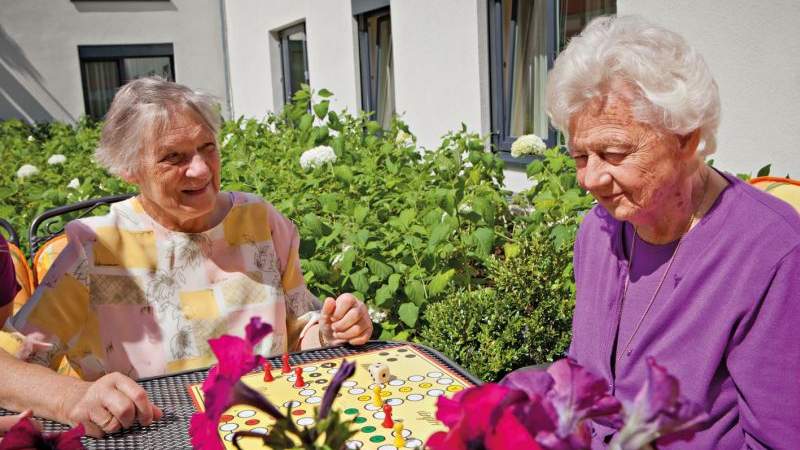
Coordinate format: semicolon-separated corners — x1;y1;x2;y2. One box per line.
546;15;721;157
95;77;221;176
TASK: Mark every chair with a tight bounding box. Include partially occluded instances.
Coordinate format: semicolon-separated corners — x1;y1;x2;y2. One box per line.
29;193;134;285
0;218;34;313
748;176;800;213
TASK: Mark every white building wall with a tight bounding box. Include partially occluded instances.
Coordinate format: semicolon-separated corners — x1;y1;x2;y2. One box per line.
618;0;800;178
223;0;360;118
0;0;229;122
391;0;489;150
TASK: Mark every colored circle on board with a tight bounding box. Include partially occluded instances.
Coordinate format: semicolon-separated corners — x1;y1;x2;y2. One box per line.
447;385;463;392
315;379;328;384
219;423;238;432
399;386;412;393
377;445;397;450
220;414;234;422
406;394;424;401
245;419;259;425
353;416;367;424
306;396;322;404
250;427;268;434
386;398;403;406
299;389;316;396
373;411;385;420
406;438;423;448
381;390;392;397
408;375;424;382
369;435;386;443
419;383;432;388
361;425;377;433
387;358;398;362
345;408;359;415
358;395;371;401
397;348;408;352
379;352;389;356
223;433;234;442
309;372;322;378
427;371;443;378
427;389;446;397
238;410;256;418
284;400;301;408
292;409;306;416
388;379;405;386
321;362;336;368
297;417;315;426
437;378;454;385
302;366;317;372
345;441;364;449
405;354;416;358
349;388;366;395
364;403;381;411
343;380;357;387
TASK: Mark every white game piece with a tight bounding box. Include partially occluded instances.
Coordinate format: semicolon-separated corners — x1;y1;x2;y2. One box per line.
369;362;391;384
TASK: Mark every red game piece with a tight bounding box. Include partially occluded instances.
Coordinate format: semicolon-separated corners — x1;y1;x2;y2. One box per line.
381;404;394;428
262;361;274;382
294;367;305;388
281;353;291;373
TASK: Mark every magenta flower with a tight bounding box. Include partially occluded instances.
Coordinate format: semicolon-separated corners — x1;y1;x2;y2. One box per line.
0;418;85;450
427;383;543;450
609;358;708;450
318;359;356;420
190;317;274;450
501;359;620;449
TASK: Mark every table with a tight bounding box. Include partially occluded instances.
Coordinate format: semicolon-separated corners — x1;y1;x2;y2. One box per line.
0;341;479;449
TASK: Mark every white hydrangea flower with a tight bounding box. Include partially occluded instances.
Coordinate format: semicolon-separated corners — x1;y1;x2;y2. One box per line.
16;164;39;179
239;121;248;130
510;134;546;158
299;145;337;169
396;129;413;145
368;306;388;323
67;178;80;189
27;135;35;142
458;202;473;214
47;154;67;165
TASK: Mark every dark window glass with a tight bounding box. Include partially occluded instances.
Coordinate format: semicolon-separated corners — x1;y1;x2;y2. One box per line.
279;24;309;104
488;0;615;158
357;8;395;129
78;44;174;119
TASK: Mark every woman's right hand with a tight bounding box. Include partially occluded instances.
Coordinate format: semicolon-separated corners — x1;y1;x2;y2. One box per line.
60;372;163;438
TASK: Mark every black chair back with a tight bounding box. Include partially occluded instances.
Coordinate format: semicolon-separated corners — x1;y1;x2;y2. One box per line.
0;218;20;247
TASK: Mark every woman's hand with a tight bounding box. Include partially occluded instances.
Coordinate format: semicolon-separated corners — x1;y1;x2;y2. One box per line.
320;294;373;346
59;372;163;438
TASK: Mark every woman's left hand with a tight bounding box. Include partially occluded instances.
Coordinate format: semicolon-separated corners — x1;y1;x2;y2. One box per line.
320;294;373;346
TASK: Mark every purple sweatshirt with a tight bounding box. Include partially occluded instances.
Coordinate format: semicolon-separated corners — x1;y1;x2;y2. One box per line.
570;172;800;449
1;234;19;308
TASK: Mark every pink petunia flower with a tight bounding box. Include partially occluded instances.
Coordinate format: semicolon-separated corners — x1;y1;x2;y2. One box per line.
0;418;85;450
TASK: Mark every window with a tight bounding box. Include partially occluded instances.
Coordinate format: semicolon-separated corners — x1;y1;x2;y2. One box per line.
488;0;615;159
278;23;309;104
78;44;174;119
357;7;395;129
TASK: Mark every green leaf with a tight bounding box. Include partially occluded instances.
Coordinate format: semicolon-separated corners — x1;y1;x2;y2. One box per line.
398;302;420;328
298;113;314;132
757;164;771;177
471;227;495;257
353;205;368;224
318;88;334;98
428;269;455;296
333;165;353;183
302;213;325;237
503;242;521;258
404;280;426;306
313;101;330;119
350;270;370;293
428;221;453;248
340;247;356;274
374;284;393;306
302;260;330;278
366;257;394;280
366;121;382;135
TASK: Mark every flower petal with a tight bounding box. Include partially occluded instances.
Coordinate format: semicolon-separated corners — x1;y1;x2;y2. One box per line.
318;359;356;419
189;413;225;450
0;417;42;449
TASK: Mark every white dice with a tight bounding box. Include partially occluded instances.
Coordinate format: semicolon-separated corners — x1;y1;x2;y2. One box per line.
369;363;390;385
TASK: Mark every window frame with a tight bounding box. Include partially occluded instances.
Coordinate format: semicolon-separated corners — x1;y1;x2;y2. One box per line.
487;0;558;164
278;23;310;105
78;43;175;119
356;6;393;124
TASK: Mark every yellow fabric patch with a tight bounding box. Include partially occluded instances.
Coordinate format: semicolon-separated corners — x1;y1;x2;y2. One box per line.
221;273;268;309
281;251;304;292
0;331;22;356
223;203;271;246
167;355;216;374
93;227;157;269
89;274;148;306
33;234;68;285
179;289;220;321
27;275;89;346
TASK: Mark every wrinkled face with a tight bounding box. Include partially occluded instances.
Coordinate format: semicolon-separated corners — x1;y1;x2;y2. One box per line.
568;93;691;225
131;108;220;226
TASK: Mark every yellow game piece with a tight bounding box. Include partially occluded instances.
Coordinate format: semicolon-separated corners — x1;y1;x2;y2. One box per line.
394;420;405;447
373;385;383;406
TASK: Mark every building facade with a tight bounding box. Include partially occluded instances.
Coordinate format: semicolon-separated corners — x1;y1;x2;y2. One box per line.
2;1;798;190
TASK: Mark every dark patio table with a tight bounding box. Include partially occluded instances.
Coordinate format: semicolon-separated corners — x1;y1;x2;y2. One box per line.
0;341;479;449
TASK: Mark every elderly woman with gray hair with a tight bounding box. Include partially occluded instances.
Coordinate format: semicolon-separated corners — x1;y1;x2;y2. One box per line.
548;16;800;448
0;77;372;437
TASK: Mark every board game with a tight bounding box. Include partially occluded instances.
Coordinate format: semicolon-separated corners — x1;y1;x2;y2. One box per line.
188;344;475;450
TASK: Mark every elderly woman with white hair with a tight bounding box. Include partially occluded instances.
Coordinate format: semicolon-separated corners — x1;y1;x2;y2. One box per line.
548;16;800;448
0;77;372;437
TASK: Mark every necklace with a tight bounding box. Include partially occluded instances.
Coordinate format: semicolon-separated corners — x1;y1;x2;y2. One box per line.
615;171;710;362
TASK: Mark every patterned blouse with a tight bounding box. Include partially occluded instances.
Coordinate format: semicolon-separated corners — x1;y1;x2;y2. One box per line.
9;193;320;380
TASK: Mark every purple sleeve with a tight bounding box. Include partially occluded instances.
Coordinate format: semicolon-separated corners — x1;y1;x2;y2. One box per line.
727;243;800;448
1;235;20;307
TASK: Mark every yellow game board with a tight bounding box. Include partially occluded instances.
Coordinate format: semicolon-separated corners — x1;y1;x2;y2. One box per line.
189;344;475;450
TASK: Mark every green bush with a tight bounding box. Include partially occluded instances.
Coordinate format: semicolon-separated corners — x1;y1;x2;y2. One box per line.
419;233;574;382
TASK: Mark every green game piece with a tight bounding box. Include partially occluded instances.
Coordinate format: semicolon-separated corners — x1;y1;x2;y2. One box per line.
354;416;367;423
361;426;376;433
369;435;386;443
344;408;359;415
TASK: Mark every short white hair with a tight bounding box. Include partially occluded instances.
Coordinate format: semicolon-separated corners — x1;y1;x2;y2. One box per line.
546;15;720;157
95;77;221;176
